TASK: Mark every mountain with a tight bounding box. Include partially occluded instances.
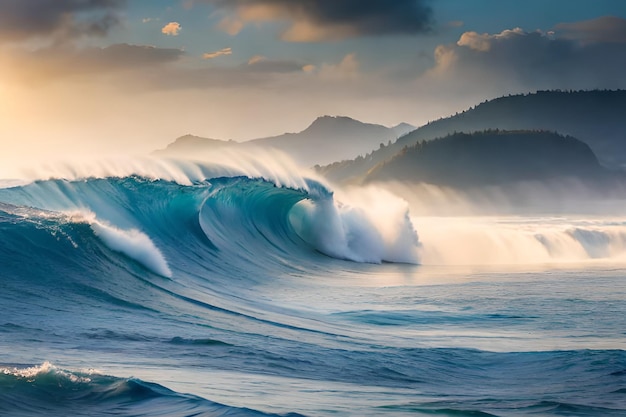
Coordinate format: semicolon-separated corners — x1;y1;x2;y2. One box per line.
154;134;237;157
391;122;416;137
245;115;399;166
155;116;404;166
364;130;608;187
320;90;626;182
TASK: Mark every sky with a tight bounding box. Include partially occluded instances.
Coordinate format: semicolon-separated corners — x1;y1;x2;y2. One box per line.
1;0;626;163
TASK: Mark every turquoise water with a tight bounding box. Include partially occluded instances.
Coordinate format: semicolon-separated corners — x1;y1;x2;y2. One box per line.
1;163;625;416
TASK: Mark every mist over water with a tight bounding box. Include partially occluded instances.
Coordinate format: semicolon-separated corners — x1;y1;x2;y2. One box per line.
337;180;626;267
416;215;626;265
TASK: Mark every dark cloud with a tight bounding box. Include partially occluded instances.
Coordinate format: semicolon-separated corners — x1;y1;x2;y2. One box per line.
85;43;185;69
244;56;306;73
555;16;626;44
133;58;309;91
0;0;125;42
206;0;433;41
4;42;312;91
429;26;626;95
6;43;184;83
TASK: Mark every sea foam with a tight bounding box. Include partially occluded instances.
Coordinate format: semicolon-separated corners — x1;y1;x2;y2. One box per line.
89;219;172;277
289;186;420;264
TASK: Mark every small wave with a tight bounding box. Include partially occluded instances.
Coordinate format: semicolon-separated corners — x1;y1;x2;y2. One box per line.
0;362;305;417
382;399;626;417
524;400;626;415
81;330;155;342
168;336;232;346
379;402;501;416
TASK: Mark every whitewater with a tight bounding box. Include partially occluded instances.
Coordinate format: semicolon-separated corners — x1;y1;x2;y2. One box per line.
1;155;625;416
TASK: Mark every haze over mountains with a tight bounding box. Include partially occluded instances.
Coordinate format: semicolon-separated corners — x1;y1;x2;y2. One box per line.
157;90;626;190
156;116;413;166
319;90;626;184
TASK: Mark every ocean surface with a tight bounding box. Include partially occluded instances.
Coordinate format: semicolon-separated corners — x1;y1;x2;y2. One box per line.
1;158;625;416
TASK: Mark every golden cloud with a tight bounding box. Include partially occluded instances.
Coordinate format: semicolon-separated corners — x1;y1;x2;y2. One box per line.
203;47;233;59
161;22;182;36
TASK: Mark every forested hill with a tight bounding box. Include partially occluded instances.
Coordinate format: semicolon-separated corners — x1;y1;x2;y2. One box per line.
364;130;607;188
319;90;626;182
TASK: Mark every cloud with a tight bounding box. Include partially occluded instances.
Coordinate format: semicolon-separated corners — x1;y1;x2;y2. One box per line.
140;53;348;90
247;55;266;65
555;16;626;44
161;22;182;36
217;16;245;36
317;53;360;79
4;43;185;83
0;0;125;43
205;0;433;41
456;27;524;51
245;56;306;73
425;23;626;96
456;31;492;52
89;44;185;68
203;47;233;59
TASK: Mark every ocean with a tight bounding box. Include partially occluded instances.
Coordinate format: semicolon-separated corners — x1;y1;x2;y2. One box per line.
1;157;625;416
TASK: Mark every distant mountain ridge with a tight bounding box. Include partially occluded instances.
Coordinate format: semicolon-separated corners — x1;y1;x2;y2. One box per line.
158;135;236;155
320;90;626;182
390;122;415;137
155;116;414;167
